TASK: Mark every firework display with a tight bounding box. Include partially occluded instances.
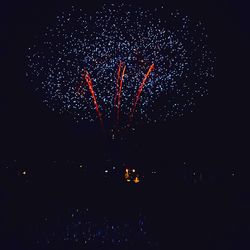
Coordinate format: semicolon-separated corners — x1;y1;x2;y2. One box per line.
26;4;215;128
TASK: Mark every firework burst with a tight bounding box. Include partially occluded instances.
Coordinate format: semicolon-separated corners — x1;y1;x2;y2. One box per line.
26;4;215;130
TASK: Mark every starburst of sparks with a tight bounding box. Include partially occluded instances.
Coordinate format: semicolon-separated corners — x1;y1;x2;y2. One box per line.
26;4;215;130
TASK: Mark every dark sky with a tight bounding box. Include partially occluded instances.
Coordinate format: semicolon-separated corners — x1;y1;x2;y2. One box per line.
0;0;249;171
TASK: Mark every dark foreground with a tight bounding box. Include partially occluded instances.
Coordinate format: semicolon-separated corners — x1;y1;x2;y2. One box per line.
1;160;249;250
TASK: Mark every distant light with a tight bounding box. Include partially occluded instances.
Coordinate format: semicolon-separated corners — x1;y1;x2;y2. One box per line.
125;169;129;180
105;170;108;173
79;165;83;168
22;171;26;175
132;169;135;173
134;176;140;184
126;179;131;182
113;166;116;170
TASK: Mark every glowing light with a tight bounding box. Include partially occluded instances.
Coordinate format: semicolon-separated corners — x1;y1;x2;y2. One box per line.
124;169;129;179
133;176;140;184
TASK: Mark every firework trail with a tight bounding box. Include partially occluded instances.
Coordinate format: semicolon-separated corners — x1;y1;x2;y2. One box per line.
129;63;155;123
114;61;122;108
116;63;126;126
26;4;215;130
83;70;103;127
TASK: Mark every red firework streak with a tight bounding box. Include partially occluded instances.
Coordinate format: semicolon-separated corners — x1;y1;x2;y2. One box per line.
114;61;122;107
76;81;85;96
129;63;155;124
116;63;126;125
82;70;104;128
114;61;126;126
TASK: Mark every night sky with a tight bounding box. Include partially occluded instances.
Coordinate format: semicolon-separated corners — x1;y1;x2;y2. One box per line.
0;0;250;249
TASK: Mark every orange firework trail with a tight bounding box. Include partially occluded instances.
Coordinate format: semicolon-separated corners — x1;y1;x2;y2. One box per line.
76;81;85;96
114;61;122;106
117;64;126;125
83;70;103;127
114;61;126;126
129;63;155;123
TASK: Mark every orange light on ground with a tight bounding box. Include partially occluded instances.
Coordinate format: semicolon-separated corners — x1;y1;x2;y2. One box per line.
133;176;140;184
124;168;141;184
124;169;129;179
